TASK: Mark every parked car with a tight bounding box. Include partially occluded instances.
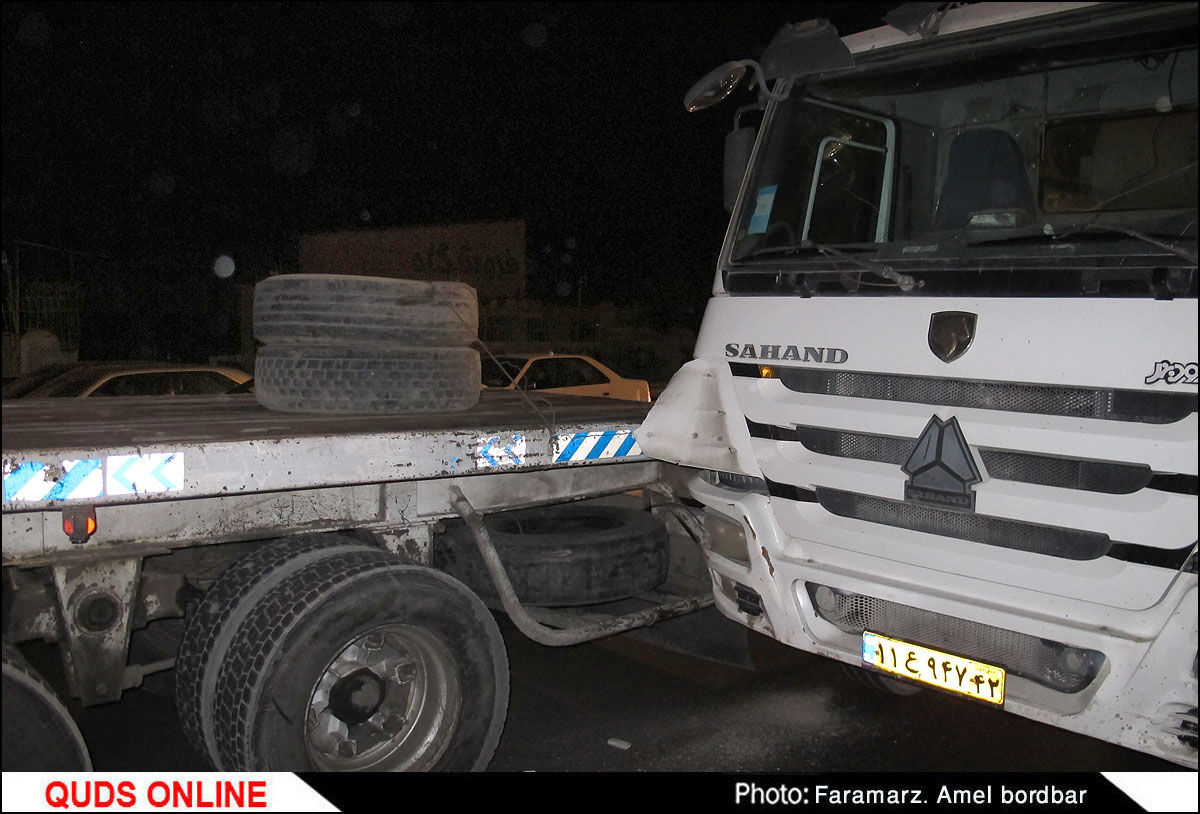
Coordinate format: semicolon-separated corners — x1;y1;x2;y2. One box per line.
1;363;78;399
2;362;251;399
481;353;650;402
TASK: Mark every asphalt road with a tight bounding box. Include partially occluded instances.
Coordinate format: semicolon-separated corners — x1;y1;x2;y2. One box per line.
60;608;1180;774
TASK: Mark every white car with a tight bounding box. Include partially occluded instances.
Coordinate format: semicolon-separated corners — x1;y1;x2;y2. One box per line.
481;354;650;402
3;362;251;399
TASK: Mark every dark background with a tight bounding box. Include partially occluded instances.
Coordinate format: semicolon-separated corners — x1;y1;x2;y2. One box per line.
2;2;897;360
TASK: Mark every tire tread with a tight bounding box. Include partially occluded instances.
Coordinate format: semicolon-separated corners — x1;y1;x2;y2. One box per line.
254;274;478;346
175;534;376;767
254;345;481;414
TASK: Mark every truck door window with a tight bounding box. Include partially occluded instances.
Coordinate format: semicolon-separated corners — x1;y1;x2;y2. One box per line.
1041;109;1198;213
804;137;889;243
733;98;894;257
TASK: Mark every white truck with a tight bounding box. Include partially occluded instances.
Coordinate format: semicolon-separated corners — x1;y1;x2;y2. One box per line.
1;277;711;772
638;0;1196;768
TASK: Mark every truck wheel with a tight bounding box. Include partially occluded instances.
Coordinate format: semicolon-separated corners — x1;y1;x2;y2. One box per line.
254;344;481;414
176;533;380;768
433;504;670;607
210;555;508;772
254;274;478;346
2;642;92;770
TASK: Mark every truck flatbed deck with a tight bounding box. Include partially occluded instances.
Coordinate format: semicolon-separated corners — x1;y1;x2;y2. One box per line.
2;390;651;452
3;391;659;565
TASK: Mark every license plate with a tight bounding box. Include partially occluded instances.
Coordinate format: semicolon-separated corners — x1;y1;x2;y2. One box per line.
862;631;1005;705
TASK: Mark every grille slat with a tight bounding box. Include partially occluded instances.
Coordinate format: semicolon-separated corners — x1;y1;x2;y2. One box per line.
816;487;1113;560
981;450;1150;493
732;363;1197;424
762;478;1193;568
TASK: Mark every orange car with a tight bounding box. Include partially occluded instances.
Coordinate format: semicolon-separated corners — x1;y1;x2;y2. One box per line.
481;354;650;402
3;362;251;398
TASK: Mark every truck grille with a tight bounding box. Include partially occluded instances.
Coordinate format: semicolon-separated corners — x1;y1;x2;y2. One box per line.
732;355;1196;596
805;582;1105;694
731;363;1197;424
747;420;1197;496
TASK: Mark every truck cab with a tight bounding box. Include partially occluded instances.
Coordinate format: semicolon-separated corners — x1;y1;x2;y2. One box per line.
640;1;1197;767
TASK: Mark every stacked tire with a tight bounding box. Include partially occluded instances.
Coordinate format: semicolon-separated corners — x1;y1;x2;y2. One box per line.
252;274;481;414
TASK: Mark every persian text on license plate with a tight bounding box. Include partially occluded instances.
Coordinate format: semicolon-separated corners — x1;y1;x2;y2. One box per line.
862;631;1005;705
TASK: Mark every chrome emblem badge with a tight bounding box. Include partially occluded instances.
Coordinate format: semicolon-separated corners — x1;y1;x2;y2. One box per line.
902;416;982;511
928;311;977;363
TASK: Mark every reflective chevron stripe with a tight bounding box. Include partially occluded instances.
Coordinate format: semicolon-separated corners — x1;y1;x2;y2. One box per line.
554;430;642;463
474;435;526;469
106;453;184;496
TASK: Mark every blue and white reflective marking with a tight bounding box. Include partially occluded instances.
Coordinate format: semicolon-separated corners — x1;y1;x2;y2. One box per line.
554;430;641;463
475;435;526;469
3;453;185;503
3;459;104;502
106;453;184;496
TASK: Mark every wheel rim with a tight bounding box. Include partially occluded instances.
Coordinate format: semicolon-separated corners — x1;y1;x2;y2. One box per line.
305;624;461;771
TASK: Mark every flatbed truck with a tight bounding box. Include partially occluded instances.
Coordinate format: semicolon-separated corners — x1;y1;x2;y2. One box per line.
2;389;706;771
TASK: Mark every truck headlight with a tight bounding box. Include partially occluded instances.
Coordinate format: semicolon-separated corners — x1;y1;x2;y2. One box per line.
704;510;752;565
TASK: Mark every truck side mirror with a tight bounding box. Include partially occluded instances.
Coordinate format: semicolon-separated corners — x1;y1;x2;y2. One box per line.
684;62;750;112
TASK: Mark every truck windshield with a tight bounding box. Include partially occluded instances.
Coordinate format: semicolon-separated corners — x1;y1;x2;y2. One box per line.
728;27;1198;290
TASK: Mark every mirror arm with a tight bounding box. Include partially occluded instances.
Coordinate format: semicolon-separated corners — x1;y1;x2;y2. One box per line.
733;102;762;128
741;60;790;103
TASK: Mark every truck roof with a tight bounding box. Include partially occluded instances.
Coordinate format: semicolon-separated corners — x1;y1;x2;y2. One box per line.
841;2;1101;55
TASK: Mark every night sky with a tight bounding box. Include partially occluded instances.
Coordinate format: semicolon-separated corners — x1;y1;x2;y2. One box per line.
2;2;896;308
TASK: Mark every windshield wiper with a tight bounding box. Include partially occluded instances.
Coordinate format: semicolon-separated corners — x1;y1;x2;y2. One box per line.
1047;160;1199;261
961;222;1198;263
739;241;875;260
739;240;921;291
1067;224;1197;263
807;241;922;292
